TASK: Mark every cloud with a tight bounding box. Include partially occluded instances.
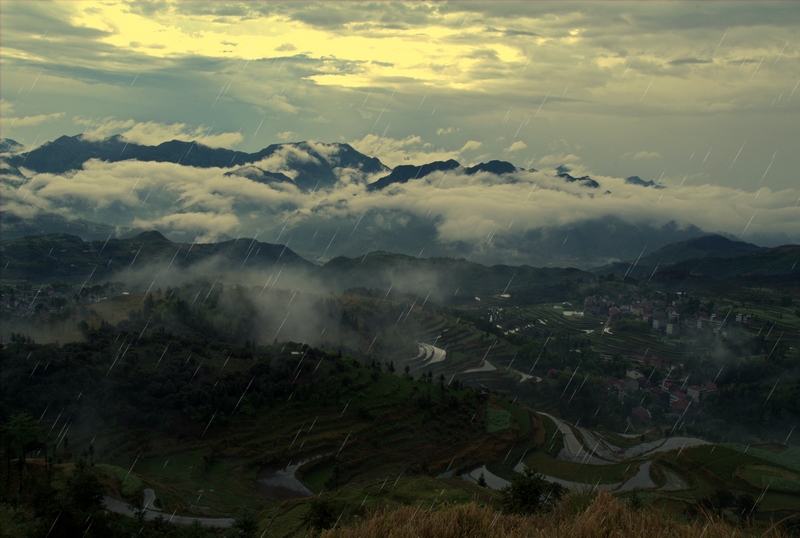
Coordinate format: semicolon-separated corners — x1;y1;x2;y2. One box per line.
632;151;661;160
6;112;65;127
132;212;241;242
5;151;799;265
537;153;582;166
72;117;243;148
276;131;299;141
72;117;137;141
275;43;296;51
505;141;527;153
249;144;323;181
0;0;798;202
350;134;465;169
460;140;482;152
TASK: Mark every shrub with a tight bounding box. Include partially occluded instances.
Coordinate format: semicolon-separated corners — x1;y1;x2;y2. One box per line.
501;467;565;515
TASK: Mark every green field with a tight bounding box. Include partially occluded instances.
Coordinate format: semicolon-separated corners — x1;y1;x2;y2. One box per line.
725;443;800;473
738;464;800;493
485;406;512;433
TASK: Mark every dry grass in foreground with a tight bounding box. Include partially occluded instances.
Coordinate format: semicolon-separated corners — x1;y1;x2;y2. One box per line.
320;489;786;538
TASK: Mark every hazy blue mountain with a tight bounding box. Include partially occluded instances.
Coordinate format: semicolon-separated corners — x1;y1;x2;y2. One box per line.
594;234;773;275
282;214;708;269
318;250;594;297
666;244;799;278
0;209;143;242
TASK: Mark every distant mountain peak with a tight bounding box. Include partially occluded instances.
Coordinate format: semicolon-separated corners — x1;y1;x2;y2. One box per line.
625;175;654;187
223;165;294;185
683;234;760;252
133;230;171;242
366;159;461;191
0;138;24;154
464;160;518;176
557;168;599;188
555;164;571;174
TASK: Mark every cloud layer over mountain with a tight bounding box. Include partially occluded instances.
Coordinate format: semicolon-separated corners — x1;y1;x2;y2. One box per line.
3;136;797;267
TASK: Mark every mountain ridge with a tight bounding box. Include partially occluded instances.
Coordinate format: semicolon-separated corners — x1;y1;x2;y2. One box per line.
593;234;800;278
4;135;388;191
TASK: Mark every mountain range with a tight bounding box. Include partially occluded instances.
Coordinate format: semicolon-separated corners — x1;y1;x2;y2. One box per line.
3;231;797;295
2;135;792;268
595;234;800;278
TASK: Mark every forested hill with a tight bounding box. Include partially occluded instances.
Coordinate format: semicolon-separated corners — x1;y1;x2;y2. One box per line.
0;230;311;281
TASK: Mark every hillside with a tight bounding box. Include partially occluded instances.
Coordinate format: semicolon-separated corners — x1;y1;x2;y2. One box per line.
668;245;800;277
0;230;311;281
318;251;594;298
2;276;799;536
593;234;798;277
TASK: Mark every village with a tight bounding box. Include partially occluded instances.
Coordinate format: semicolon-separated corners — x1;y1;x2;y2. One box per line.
471;289;766;431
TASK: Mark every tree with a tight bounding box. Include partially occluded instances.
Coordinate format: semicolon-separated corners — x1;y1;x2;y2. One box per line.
700;488;735;517
302;497;338;531
66;461;105;513
3;413;41;494
501;467;565;515
477;473;487;487
734;493;757;524
232;506;259;538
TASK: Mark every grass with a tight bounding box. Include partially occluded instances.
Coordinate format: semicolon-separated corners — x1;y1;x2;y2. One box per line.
300;462;335;493
261;475;499;537
485;406;512;433
318;488;789;538
95;463;144;499
497;400;531;438
725;443;800;473
738;465;800;493
104;449;261;515
681;445;764;481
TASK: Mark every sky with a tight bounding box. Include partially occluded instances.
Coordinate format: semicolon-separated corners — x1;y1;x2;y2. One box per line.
1;1;799;257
